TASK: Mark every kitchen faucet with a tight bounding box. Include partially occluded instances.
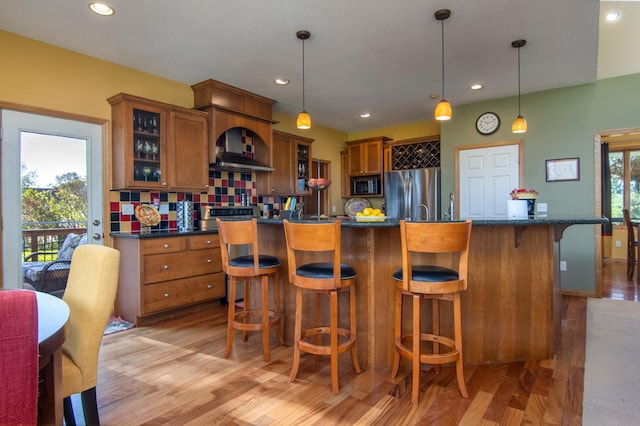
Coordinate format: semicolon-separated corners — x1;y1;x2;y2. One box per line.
419;204;429;221
449;192;455;221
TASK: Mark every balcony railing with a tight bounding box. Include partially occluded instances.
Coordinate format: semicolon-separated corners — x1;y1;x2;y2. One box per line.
22;222;87;261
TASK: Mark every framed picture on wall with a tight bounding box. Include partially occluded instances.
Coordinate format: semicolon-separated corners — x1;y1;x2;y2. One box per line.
545;158;580;182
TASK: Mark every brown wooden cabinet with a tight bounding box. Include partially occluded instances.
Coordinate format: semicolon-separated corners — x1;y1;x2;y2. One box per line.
340;151;350;198
114;234;225;325
192;79;275;169
346;136;390;176
109;93;209;191
257;130;313;196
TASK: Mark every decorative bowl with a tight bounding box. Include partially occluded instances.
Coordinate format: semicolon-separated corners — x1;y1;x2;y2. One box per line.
307;178;331;190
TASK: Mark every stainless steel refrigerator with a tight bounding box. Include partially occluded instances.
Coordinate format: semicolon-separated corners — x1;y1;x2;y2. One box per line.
384;168;441;221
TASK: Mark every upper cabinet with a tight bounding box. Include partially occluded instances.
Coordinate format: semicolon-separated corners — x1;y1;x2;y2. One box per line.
346;136;391;176
256;130;313;196
191;79;276;170
109;93;209;191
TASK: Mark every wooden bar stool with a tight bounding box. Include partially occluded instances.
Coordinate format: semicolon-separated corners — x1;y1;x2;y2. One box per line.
391;219;472;404
283;219;361;395
216;218;284;363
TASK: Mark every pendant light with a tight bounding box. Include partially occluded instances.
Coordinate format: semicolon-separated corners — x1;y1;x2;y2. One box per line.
296;30;311;129
434;9;452;121
511;39;527;133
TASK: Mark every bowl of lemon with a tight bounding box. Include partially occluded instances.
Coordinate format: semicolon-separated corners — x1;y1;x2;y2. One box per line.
354;207;387;222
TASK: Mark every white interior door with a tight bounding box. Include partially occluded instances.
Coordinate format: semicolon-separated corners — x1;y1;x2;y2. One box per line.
459;144;520;218
1;110;103;289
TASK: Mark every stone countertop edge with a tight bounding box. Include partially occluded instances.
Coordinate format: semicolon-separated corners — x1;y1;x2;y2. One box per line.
110;215;608;238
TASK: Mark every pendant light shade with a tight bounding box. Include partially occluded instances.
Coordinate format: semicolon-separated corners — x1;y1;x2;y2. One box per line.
512;115;527;133
511;39;527;133
296;111;311;129
434;9;452;121
435;100;452;120
296;30;311;129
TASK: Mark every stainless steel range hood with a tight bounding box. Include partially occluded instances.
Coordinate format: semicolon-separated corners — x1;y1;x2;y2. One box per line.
210;127;273;172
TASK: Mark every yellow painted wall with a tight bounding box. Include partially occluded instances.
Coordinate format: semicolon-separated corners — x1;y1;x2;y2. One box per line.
347;120;440;142
2;30;440;215
0;30;193;119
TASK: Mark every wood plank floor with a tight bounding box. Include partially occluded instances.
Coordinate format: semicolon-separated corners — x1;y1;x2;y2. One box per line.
94;260;635;425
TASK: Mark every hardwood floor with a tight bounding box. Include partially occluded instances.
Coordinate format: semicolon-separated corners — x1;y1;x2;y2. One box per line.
94;261;634;425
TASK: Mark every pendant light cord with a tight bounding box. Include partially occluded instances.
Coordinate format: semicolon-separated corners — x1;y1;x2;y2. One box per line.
302;37;306;110
440;18;445;99
517;45;521;115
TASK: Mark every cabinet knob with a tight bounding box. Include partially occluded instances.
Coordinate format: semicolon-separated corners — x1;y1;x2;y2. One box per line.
164;293;169;298
163;265;169;270
207;259;212;263
162;182;167;186
207;285;212;289
206;240;211;244
163;244;169;248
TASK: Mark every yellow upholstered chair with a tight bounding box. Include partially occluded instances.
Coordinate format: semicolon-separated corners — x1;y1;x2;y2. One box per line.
61;245;120;426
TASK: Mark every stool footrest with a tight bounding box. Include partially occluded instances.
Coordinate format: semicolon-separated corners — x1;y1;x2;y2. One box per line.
298;326;357;356
395;333;460;365
231;309;281;332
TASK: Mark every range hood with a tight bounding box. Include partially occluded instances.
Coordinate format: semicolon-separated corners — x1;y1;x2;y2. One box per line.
211;127;274;172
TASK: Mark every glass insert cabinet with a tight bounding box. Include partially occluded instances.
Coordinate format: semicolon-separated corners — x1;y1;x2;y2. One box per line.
133;108;163;184
109;93;209;191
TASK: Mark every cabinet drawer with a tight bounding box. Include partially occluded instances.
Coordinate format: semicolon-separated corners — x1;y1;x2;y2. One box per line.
188;234;220;250
142;237;187;255
142;273;226;314
143;250;221;283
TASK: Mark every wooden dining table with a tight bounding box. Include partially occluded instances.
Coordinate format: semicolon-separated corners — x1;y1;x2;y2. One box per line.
35;291;69;426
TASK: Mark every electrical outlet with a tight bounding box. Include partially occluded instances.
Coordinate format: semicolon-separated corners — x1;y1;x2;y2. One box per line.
122;203;134;215
616;240;622;247
560;261;567;271
537;203;548;213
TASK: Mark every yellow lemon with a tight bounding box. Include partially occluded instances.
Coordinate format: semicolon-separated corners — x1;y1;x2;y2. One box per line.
363;207;373;216
356;211;364;216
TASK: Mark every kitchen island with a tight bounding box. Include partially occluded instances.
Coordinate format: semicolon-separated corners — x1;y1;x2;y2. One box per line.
257;215;606;370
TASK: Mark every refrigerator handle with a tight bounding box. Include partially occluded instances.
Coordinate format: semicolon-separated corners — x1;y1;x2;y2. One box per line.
404;174;413;221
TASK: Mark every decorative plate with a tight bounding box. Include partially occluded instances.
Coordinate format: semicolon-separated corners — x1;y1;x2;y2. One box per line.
134;204;161;226
345;198;371;217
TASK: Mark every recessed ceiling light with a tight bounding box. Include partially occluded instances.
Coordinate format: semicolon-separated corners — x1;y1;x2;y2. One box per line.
360;113;371;118
429;93;440;100
606;11;621;22
470;83;483;90
89;2;114;16
275;78;289;85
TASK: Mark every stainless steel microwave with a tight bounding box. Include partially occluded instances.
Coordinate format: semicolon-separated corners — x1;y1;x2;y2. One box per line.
351;176;380;196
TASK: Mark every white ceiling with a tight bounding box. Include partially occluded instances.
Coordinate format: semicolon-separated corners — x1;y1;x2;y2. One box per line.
1;1;638;133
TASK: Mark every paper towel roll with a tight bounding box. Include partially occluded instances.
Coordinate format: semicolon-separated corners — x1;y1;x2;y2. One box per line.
507;200;528;218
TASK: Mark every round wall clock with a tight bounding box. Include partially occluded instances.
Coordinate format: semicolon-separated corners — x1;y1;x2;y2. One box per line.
476;112;500;135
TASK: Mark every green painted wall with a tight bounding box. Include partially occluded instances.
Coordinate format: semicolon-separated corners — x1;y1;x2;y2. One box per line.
441;73;640;293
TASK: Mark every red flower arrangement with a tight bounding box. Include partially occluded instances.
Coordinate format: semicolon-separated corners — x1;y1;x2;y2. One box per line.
510;188;538;200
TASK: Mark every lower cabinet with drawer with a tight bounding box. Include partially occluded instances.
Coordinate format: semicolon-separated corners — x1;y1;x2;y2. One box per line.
113;233;225;325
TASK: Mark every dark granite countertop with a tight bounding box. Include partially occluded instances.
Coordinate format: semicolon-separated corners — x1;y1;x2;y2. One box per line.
111;215;607;238
257;215;608;228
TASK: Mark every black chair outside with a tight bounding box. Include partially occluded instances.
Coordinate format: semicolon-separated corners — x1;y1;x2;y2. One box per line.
623;208;638;279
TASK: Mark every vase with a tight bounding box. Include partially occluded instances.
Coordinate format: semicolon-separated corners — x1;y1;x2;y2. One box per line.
525;199;536;217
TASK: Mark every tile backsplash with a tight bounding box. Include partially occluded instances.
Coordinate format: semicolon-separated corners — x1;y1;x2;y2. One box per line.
110;170;284;233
